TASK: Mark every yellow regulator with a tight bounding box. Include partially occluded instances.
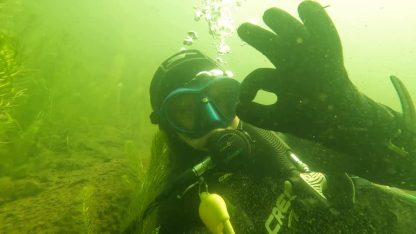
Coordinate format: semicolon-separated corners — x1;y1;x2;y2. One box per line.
199;191;235;234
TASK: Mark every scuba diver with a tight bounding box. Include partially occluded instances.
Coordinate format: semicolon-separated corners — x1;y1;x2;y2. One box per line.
136;1;416;233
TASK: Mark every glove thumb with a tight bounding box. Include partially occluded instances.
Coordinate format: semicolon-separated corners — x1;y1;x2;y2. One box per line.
237;68;282;130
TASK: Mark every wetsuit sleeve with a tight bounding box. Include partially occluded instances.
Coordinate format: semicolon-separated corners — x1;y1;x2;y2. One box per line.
315;99;416;190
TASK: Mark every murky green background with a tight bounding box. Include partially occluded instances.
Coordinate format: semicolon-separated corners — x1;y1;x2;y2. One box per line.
0;0;415;232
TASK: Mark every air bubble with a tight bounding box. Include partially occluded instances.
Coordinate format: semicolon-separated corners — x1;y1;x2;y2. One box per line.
187;31;198;40
194;10;203;21
225;70;234;77
216;57;225;64
217;42;230;55
183;37;194;46
193;0;244;56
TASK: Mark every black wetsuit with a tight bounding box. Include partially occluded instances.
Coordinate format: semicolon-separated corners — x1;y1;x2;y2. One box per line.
151;123;416;233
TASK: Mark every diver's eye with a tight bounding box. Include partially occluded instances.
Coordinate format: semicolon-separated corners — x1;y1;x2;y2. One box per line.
165;93;198;131
206;80;239;119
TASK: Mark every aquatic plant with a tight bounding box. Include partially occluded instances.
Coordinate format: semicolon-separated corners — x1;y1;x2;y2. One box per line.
0;33;26;143
136;131;171;233
80;184;95;234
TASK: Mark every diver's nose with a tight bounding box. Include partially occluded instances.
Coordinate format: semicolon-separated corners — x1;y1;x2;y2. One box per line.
202;97;221;122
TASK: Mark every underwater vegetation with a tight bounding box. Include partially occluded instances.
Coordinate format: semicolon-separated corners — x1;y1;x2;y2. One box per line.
0;122;147;232
129;131;171;233
0;33;26;144
0;0;153;231
0;31;44;178
0;23;151;234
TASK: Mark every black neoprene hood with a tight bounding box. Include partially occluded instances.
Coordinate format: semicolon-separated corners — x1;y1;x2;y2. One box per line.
149;49;222;114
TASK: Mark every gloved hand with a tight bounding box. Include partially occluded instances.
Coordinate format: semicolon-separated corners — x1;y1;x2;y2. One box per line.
236;1;403;154
236;1;416;189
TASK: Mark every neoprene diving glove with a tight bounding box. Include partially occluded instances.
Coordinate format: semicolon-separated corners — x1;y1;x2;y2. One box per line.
237;1;416;188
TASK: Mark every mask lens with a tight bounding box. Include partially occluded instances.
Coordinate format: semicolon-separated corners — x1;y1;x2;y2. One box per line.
161;77;240;138
206;79;240;120
164;92;199;132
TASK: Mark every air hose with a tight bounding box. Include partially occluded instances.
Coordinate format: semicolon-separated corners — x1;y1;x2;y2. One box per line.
242;123;300;176
142;128;251;220
243;123;339;214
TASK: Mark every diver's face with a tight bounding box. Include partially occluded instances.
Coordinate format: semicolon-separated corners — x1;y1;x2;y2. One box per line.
160;75;241;150
177;116;240;151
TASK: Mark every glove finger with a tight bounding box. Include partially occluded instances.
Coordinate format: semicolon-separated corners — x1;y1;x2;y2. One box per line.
237;23;284;67
237;68;286;130
298;1;342;59
236;101;279;130
239;68;282;103
263;7;308;45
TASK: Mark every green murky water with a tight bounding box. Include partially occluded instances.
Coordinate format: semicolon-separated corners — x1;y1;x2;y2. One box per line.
0;0;415;233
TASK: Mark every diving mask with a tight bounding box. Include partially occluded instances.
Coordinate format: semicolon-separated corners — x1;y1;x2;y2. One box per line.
157;75;240;138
